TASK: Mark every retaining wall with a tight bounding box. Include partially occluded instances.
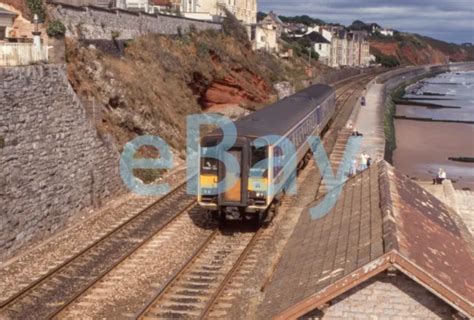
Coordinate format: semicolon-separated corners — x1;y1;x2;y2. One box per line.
0;65;124;260
49;2;221;40
315;67;374;85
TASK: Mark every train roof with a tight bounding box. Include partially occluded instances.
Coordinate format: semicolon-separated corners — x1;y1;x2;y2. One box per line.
206;84;334;141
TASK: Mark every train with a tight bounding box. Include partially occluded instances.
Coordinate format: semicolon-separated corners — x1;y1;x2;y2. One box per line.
197;84;336;222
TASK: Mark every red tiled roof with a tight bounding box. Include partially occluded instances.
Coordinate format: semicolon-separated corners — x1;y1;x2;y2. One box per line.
258;161;474;319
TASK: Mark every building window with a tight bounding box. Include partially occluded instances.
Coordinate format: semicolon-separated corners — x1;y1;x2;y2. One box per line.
0;27;6;41
319;44;322;50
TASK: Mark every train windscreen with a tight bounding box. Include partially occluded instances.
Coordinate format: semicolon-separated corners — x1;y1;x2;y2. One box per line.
250;147;268;178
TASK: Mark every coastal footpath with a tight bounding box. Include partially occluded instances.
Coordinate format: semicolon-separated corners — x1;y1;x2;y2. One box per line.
352;61;474;233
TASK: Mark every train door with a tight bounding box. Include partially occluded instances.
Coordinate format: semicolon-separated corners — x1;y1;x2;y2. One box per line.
224;149;242;202
218;145;249;206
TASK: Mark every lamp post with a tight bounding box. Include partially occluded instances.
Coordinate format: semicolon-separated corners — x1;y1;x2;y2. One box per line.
32;14;41;48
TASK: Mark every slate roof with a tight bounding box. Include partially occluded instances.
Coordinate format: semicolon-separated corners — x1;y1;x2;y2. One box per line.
304;31;330;44
266;11;284;25
258;161;474;319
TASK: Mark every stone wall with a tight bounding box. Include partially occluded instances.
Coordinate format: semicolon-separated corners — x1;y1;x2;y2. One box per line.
48;2;222;40
0;65;124;260
314;272;455;319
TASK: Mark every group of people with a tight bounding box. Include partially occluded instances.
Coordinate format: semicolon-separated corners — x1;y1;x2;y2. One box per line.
350;151;372;177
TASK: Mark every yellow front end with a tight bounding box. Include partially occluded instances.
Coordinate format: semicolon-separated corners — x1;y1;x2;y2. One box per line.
198;174;219;209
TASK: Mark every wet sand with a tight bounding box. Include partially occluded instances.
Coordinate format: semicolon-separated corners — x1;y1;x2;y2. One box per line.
393;119;474;190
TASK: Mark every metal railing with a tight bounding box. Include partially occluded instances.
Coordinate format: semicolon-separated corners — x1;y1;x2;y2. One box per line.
0;43;49;66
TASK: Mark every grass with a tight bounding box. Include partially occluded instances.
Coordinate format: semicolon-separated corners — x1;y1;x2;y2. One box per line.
384;70;446;162
66;29;322;158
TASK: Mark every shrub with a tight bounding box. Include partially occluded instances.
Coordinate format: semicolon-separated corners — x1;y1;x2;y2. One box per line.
46;20;66;38
375;53;400;68
222;9;251;48
189;24;197;34
111;30;121;40
26;0;45;21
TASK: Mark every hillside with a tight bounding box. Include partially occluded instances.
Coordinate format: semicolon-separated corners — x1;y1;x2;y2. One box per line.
65;27;328;161
370;32;474;66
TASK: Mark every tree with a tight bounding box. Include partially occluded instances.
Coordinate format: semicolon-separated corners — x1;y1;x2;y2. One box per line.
257;11;266;22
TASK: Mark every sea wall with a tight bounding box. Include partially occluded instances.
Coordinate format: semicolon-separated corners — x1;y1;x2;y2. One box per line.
380;64;450;161
0;65;124;260
48;2;222;40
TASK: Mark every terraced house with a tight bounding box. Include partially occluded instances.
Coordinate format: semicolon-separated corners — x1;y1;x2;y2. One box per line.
302;26;371;68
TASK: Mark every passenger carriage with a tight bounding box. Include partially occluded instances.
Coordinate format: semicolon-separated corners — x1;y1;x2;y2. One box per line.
198;84;336;222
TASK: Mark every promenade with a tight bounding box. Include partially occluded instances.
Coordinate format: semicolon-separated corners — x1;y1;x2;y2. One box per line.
352;66;474;235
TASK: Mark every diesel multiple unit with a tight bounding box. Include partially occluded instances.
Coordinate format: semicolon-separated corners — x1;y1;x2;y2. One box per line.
198;84;336;221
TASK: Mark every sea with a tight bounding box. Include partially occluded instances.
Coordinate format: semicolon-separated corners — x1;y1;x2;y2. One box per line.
392;71;474;190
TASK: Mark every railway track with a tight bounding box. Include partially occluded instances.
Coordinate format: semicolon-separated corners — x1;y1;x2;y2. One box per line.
0;183;196;319
182;73;379;318
135;226;262;319
0;71;379;320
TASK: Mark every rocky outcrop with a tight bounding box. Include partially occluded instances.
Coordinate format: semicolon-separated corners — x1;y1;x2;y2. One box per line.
201;71;271;109
274;81;295;100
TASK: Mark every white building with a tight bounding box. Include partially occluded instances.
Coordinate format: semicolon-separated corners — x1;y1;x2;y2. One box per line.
380;28;394;37
248;23;278;52
303;31;331;64
182;0;257;24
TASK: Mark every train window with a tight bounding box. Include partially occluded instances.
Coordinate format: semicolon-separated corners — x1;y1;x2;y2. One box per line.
201;157;218;173
250;147;267;178
274;146;284;176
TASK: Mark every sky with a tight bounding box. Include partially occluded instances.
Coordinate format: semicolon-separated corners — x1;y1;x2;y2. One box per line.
258;0;474;44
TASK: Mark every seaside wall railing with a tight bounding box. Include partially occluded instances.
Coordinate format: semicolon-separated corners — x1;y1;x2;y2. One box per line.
0;43;49;67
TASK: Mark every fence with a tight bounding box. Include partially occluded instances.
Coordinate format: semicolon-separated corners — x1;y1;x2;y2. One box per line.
0;43;49;66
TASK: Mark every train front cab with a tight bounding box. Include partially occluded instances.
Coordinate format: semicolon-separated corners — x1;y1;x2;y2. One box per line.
198;136;271;220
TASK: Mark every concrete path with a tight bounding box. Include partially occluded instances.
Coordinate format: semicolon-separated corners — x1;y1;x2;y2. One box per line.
353;83;386;161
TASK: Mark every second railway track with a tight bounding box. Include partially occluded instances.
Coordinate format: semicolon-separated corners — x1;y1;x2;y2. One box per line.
0;71;379;320
0;183;196;319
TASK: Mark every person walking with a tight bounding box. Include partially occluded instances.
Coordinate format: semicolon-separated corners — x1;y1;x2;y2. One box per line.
360;152;368;171
350;158;358;177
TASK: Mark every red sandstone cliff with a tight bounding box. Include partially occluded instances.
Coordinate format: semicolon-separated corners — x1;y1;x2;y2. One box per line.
370;34;474;65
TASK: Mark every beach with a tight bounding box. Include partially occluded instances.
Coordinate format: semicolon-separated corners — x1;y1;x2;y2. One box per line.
393;71;474;190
